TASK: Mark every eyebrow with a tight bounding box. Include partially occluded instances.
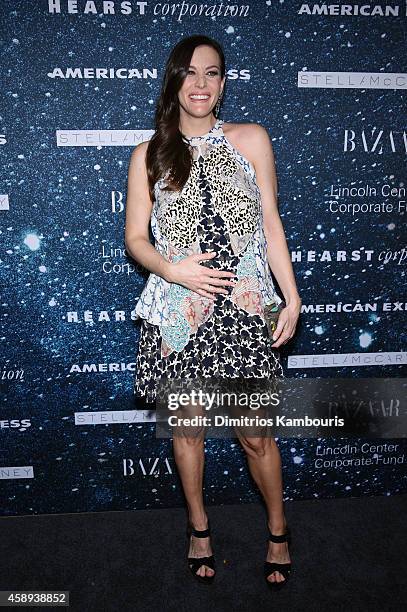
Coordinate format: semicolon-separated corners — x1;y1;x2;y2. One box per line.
188;64;220;69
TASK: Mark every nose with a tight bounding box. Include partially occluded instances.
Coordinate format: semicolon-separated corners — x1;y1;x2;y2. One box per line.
195;72;207;87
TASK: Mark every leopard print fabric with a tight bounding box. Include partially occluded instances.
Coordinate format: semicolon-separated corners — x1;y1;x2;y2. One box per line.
155;139;260;253
134;120;284;404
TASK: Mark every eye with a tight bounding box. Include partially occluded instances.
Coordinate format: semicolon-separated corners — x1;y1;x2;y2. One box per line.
186;69;219;76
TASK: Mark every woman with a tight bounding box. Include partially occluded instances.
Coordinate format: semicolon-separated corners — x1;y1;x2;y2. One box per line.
125;35;301;589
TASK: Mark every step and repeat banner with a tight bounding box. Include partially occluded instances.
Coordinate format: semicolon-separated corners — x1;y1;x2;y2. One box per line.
1;1;406;516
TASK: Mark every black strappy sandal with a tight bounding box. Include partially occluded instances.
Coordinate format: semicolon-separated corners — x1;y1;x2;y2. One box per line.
186;519;216;584
264;526;292;590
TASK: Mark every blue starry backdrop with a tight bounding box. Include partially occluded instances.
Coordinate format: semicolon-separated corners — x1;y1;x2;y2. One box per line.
1;1;406;515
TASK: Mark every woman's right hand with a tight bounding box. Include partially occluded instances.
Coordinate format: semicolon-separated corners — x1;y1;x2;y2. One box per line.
166;252;237;300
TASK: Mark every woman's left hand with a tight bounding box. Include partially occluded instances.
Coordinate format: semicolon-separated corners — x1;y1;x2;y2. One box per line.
270;297;302;347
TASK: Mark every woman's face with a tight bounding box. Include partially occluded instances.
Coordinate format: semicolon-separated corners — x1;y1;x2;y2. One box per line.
178;44;225;120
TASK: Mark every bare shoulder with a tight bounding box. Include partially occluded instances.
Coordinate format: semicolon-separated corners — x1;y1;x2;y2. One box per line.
129;139;149;175
130;139;149;162
222;122;271;167
223;121;268;139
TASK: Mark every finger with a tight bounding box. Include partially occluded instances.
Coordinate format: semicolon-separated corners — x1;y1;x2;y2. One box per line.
201;283;228;295
271;319;287;341
196;288;216;300
195;252;217;261
204;276;236;287
270;321;290;346
207;269;237;279
271;330;291;347
279;334;292;345
271;337;287;348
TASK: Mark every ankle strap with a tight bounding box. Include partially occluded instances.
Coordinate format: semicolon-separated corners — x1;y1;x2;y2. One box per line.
191;527;210;538
268;527;290;543
189;519;211;538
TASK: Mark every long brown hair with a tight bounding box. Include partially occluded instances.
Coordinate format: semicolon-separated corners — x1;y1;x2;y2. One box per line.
145;35;226;202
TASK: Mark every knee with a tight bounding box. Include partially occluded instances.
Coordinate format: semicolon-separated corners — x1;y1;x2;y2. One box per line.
173;431;205;448
238;437;270;458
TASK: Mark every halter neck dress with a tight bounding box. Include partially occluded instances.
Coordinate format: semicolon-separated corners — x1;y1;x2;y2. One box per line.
133;118;284;405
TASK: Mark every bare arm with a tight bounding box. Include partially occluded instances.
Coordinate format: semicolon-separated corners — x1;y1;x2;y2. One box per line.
248;125;301;306
247;124;301;345
124;142;172;281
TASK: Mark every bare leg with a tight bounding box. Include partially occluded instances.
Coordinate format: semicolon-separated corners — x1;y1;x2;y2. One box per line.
236;435;290;584
172;413;214;578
